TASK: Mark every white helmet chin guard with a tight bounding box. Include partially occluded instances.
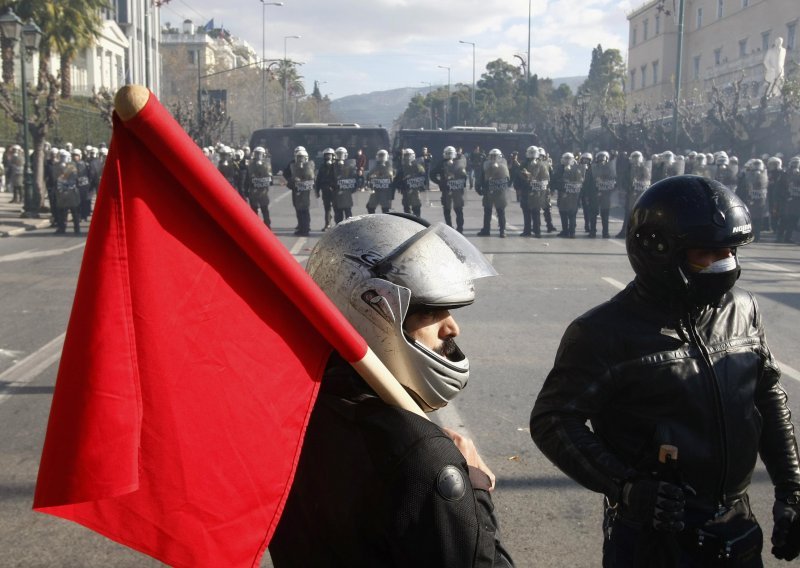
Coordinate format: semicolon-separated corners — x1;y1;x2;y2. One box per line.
307;214;497;411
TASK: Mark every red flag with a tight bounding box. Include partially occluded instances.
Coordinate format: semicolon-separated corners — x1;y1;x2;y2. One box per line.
33;88;368;567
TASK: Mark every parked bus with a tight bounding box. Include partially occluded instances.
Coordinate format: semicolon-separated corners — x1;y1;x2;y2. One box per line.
249;124;391;172
395;127;538;162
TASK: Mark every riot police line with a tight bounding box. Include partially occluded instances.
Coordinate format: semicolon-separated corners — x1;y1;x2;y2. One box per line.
8;142;110;235
196;140;800;244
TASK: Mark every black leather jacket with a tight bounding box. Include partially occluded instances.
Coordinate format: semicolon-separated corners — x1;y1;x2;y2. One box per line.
531;279;800;517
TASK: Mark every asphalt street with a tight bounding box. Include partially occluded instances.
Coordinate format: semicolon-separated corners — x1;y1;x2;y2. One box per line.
1;185;799;567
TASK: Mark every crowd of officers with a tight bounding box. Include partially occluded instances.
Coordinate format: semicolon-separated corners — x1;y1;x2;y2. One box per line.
0;142;107;234
204;141;800;244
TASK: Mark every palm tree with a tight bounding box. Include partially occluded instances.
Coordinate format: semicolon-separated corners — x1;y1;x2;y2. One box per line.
49;0;107;98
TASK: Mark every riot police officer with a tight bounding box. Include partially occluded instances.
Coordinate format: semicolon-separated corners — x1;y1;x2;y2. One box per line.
365;149;395;214
315;148;336;230
288;147;315;236
591;151;617;238
429;146;467;231
522;146;551;238
218;147;240;196
246;146;273;227
53;150;81;234
333;147;357;223
738;159;769;241
557;153;583;238
617;151;652;238
476;149;509;238
393;149;427;218
776;156;800;243
72;148;92;221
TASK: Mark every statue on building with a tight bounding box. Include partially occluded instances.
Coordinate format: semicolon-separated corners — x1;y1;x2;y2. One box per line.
763;37;786;98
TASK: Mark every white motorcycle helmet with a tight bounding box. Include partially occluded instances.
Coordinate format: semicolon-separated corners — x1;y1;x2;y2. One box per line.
252;146;266;161
488;148;502;162
335;147;348;161
376;149;389;165
561;152;575;167
307;214;497;411
525;146;539;160
443;146;457;160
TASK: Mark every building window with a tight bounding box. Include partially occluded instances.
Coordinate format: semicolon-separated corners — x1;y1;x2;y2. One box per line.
641;65;647;89
644;18;649;41
655;14;661;35
739;38;748;57
632;27;637;46
630;69;636;91
652;61;659;84
693;55;701;79
789;23;797;51
762;31;771;52
696;7;704;29
717;0;724;20
714;48;722;65
188;50;197;66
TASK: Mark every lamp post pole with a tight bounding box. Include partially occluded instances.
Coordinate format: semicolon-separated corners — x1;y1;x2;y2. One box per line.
671;0;686;149
283;35;300;125
437;65;450;129
260;1;283;129
459;40;476;122
527;0;532;129
0;9;43;218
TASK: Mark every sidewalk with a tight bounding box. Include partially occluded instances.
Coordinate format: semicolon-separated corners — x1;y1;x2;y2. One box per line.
0;192;52;237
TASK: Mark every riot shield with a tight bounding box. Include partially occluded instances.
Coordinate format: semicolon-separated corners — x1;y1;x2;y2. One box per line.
483;157;510;194
593;160;617;192
444;157;468;195
665;156;685;177
630;161;652;194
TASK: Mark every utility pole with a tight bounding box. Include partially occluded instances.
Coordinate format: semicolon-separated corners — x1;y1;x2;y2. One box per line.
671;0;686;149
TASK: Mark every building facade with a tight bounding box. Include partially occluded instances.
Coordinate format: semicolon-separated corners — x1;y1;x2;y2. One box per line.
626;0;799;107
113;0;161;95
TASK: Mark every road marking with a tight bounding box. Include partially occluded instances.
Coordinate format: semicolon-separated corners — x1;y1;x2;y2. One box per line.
608;238;626;248
748;262;799;278
602;276;626;290
273;189;293;203
782;363;800;384
0;333;65;406
599;276;800;386
289;237;307;255
0;242;85;263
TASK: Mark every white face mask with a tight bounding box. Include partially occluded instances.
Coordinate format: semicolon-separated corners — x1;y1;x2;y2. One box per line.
698;255;738;274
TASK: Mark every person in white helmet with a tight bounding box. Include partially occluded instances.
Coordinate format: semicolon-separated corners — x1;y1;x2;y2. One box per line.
269;214;513;567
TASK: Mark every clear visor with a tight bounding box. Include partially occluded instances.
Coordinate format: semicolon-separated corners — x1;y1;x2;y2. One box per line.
375;222;498;308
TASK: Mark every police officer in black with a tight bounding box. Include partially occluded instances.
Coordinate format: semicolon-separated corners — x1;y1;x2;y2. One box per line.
532;176;800;567
315;148;336;230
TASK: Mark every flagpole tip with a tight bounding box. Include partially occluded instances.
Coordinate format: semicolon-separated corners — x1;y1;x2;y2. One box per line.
114;85;151;122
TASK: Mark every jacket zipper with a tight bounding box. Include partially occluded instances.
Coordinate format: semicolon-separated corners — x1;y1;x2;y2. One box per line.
686;312;729;506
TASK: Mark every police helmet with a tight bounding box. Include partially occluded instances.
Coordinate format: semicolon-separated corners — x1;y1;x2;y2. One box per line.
488;148;502;162
294;146;309;163
626;176;753;305
767;156;782;171
402;148;416;163
595;151;610;164
376;149;389;164
561;152;575;166
715;151;729;166
525;146;539;160
307;214;497;411
253;146;266;160
579;152;593;164
335;147;348;161
443;146;457;160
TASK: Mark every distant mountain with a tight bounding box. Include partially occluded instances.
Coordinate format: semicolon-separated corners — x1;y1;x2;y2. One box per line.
330;76;586;128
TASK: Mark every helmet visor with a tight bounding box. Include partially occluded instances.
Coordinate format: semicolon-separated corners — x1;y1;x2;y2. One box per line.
375;222;498;308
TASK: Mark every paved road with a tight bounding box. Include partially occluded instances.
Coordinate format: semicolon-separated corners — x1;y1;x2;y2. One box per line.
1;186;798;567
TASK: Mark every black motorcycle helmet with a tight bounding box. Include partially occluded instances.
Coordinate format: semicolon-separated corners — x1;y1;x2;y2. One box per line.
626;175;753;302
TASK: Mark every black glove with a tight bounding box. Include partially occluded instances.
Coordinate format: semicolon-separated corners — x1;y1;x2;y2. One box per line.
772;499;800;560
622;479;685;532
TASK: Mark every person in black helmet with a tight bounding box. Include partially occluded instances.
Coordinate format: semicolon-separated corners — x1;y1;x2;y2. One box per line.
531;175;800;566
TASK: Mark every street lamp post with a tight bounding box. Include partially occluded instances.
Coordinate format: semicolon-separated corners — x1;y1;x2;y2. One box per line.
0;9;43;218
260;1;283;129
458;40;476;121
315;80;327;121
283;35;300;125
671;0;686;149
437;65;450;129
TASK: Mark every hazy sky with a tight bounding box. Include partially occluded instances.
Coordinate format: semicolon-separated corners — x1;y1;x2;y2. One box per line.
160;0;638;100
